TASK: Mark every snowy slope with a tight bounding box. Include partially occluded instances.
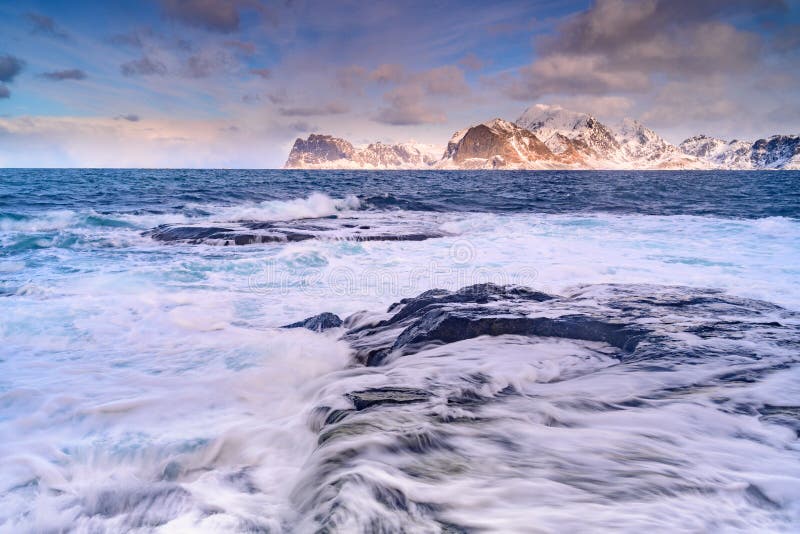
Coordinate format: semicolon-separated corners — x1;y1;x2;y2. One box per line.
285;135;443;169
680;134;800;170
515;104;705;169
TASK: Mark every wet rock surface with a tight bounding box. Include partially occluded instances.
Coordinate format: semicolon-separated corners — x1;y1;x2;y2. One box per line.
145;214;446;245
287;283;800;531
346;387;432;411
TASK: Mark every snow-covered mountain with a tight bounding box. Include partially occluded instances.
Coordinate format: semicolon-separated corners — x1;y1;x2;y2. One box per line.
284;105;799;170
515;104;621;163
438;118;571;169
680;134;800;170
515;104;704;169
284;134;440;169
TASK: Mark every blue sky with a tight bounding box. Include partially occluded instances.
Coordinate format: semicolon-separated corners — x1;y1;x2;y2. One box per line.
0;0;798;167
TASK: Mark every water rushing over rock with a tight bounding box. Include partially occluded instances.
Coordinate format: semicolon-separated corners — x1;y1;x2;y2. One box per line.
145;213;447;246
285;283;800;531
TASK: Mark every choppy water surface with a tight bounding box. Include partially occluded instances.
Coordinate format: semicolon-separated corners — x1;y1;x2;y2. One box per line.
1;169;799;532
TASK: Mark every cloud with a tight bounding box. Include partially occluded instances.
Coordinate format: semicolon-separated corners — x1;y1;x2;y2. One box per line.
121;56;168;77
288;120;316;133
108;29;154;48
250;68;271;79
552;95;635;119
370;64;404;84
183;51;238;78
26;12;70;40
0;55;24;98
458;53;484;71
224;40;256;55
185;54;215;78
277;102;350;117
507;53;651;99
0;55;25;83
505;0;786;100
374;84;446;125
415;65;468;96
115;114;141;122
337;65;368;94
160;0;241;33
641;80;739;124
39;69;88;81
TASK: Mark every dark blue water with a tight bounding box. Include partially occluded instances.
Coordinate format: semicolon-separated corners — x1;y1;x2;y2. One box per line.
2;168;800;531
2;169;799;218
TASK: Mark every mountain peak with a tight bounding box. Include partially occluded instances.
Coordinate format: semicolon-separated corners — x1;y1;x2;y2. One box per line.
516;104;594;134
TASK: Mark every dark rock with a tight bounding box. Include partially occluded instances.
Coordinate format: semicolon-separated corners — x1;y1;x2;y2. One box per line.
346;387;432;410
145;215;444;246
284;312;343;332
392;310;646;353
377;283;552;329
147;225;236;243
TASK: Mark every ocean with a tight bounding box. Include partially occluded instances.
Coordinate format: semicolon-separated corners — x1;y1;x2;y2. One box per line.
1;169;800;532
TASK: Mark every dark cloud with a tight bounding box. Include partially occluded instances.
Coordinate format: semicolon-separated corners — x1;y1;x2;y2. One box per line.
185;54;215;78
183;52;237;78
374;85;446;125
773;23;800;53
115;114;141;122
109;32;143;48
0;55;25;83
160;0;241;33
40;69;88;81
26;12;70;40
277;102;349;117
0;85;9;99
241;93;262;103
288;120;316;133
506;0;788;100
121;56;168;77
250;68;271;79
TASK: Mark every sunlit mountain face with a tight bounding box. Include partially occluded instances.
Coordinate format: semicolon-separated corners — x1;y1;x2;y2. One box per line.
0;0;798;168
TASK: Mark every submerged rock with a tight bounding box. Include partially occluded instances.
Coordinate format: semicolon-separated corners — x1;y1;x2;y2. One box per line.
145;214;445;246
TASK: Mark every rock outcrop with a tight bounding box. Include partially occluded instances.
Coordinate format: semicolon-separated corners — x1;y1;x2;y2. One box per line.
439;119;568;169
288;283;800;532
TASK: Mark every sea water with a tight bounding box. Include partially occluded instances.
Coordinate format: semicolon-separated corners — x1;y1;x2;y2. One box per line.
1;169;799;532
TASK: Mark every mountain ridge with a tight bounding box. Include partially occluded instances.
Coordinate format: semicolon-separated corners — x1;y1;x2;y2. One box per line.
284;104;799;170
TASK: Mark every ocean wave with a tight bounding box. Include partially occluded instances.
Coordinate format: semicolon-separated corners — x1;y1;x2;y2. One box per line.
199;193;362;222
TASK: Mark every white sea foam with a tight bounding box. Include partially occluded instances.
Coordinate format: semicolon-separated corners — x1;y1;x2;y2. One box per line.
200;193;362;222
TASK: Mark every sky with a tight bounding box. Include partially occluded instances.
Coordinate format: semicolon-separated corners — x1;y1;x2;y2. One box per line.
0;0;798;168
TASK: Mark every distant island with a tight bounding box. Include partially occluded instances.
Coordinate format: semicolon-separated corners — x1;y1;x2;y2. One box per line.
285;104;800;170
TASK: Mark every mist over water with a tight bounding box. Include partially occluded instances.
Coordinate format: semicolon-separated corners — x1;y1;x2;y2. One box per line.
1;170;799;532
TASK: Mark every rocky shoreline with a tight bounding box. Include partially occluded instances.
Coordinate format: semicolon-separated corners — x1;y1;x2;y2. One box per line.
282;283;800;531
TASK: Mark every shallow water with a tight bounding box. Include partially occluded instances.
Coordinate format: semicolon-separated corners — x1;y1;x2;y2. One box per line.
1;170;799;532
